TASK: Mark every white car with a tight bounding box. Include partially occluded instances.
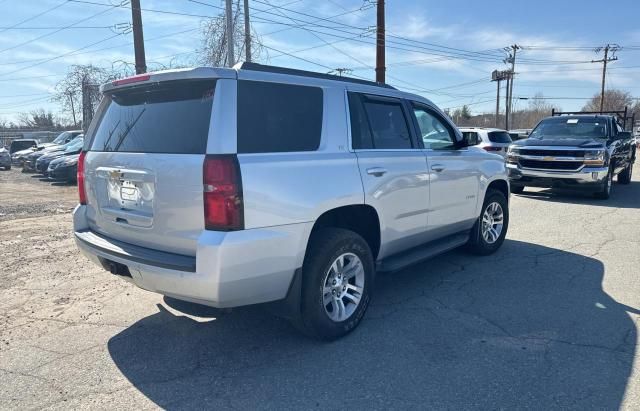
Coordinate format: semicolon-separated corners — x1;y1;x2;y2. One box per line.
73;63;510;339
459;127;513;157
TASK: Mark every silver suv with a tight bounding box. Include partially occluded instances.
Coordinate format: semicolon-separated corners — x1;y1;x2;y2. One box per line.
73;63;510;339
459;127;513;157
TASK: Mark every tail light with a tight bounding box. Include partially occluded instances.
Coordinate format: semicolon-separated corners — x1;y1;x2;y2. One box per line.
77;151;87;205
203;155;243;231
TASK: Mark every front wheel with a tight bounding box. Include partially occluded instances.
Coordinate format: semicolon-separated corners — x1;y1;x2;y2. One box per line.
594;167;613;199
510;184;525;194
299;228;374;340
617;161;633;185
466;189;509;255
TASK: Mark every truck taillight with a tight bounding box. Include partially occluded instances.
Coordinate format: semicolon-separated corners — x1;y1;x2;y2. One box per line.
203;155;243;231
77;151;87;205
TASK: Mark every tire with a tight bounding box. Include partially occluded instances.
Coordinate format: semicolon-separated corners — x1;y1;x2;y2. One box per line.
594;166;613;199
510;184;525;194
617;161;633;185
298;228;374;340
466;189;509;255
6;165;10;170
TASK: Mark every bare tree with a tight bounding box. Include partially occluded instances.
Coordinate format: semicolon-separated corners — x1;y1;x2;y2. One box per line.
198;0;265;66
16;109;61;130
582;89;634;113
53;65;118;127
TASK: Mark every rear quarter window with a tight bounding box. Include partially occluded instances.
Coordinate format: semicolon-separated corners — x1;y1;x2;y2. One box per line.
237;80;323;153
88;80;215;154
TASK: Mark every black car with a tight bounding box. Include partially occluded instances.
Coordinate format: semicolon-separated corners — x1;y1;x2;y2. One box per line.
23;132;84;172
36;138;84;175
47;153;80;183
507;111;636;199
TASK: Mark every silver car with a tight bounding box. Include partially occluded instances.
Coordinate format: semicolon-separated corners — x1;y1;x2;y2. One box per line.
459;127;513;157
74;63;510;339
0;148;11;170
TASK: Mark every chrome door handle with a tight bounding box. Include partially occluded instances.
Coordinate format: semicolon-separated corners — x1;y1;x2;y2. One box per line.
431;164;445;172
366;167;388;177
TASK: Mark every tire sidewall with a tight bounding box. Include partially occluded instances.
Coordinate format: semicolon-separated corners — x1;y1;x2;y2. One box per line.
475;191;509;253
302;230;374;339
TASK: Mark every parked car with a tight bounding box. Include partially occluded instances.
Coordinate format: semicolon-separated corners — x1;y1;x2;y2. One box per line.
507;113;636;199
0;147;11;170
73;63;510;339
10;139;39;165
47;153;80;183
459;127;512;157
36;137;84;175
26;135;83;173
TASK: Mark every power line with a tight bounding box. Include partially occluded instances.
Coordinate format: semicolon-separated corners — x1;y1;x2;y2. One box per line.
0;3;122;55
0;0;71;35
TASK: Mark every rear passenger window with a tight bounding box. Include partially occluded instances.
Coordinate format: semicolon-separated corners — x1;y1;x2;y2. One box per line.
360;98;412;149
487;131;512;143
237;81;323;153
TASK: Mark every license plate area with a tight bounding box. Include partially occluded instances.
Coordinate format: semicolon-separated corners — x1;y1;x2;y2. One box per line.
96;167;155;228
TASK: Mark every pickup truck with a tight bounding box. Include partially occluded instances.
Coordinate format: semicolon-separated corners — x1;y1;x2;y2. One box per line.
507;112;636;199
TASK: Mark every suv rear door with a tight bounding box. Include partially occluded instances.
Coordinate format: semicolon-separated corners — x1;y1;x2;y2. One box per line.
348;92;430;258
82;79;217;256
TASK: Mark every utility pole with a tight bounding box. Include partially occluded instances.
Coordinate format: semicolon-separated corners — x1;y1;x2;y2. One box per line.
225;0;235;67
243;0;251;62
495;79;501;128
375;0;385;83
130;0;147;74
504;44;519;130
592;44;619;113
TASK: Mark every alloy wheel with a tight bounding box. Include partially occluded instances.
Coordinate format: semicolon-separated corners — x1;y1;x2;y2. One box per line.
322;253;365;322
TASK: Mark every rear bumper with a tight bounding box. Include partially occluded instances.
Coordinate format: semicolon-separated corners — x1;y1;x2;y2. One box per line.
507;163;608;189
73;205;311;308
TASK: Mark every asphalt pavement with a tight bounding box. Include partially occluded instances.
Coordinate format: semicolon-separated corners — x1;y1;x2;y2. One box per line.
1;167;639;410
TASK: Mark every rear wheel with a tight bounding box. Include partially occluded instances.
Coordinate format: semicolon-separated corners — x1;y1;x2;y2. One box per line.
466;189;509;255
618;161;633;185
510;184;525;194
298;228;374;340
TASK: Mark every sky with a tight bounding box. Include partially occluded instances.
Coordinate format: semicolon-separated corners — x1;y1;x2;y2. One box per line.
1;0;640;123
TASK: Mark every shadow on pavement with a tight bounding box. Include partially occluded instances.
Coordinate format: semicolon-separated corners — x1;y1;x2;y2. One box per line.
515;180;640;209
108;240;638;409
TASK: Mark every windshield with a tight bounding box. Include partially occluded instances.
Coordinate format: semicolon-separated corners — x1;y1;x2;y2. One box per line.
64;138;84;152
530;117;607;140
52;132;71;144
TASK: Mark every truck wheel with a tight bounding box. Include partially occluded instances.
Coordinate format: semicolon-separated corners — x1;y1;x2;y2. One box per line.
299;228;374;340
466;189;509;255
594;167;613;199
617;162;633;185
510;184;525;194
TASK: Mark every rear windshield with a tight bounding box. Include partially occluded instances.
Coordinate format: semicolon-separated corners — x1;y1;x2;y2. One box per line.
487;131;512;143
88;80;215;154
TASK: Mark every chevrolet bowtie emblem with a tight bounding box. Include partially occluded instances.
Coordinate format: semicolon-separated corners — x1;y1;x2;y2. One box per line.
109;170;122;179
543;156;555;161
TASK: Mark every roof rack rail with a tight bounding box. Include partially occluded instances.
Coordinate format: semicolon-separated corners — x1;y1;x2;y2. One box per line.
551;107;635;130
236;62;397;90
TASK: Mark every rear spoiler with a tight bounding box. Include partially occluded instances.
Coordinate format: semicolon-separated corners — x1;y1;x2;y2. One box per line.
101;67;236;93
